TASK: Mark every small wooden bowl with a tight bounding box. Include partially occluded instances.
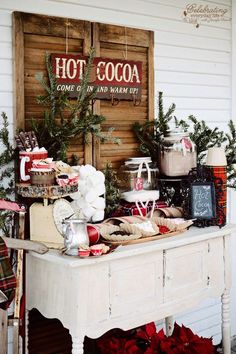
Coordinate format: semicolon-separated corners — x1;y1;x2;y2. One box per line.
30;170;55;186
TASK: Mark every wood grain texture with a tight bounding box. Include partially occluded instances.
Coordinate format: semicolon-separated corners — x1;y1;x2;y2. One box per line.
13;13;154;167
2;237;48;254
22;12;87;39
93;22;154;170
82;20;93;164
14;12;91;163
13;12;25;129
148;31;154;122
92;22;101;168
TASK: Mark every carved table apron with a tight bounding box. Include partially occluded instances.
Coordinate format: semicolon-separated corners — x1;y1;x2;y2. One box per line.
26;225;236;354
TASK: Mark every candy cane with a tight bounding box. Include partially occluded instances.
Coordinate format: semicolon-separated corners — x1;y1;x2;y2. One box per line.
137;161;151;183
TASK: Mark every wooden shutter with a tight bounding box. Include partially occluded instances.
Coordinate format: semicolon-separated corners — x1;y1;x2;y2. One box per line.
93;23;154;170
13;12;92;164
13;13;154;168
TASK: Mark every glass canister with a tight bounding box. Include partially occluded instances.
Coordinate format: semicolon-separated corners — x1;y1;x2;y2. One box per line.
117;157;159;192
159;129;197;177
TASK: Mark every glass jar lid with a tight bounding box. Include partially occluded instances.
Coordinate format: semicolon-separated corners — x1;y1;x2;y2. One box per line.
124;157;152;165
163;128;189;142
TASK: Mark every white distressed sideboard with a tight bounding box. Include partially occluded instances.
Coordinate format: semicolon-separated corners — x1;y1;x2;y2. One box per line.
26;225;236;354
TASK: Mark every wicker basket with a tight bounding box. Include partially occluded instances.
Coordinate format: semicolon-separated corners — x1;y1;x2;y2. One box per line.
99;224;142;241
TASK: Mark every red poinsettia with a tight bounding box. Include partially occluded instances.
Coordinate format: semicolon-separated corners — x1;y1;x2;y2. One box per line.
136;322;157;341
145;328;166;354
124;339;144;354
95;322;215;354
145;323;215;354
96;323;156;354
169;323;215;354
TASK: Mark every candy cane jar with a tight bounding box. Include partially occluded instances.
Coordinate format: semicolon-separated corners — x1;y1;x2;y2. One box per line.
117;157;159;192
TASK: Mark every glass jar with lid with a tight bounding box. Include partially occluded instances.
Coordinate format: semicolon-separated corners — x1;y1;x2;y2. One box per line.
159;129;196;177
117;157;159;193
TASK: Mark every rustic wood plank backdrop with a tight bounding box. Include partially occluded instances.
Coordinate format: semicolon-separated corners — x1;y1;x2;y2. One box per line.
13;12;154;169
93;23;154;170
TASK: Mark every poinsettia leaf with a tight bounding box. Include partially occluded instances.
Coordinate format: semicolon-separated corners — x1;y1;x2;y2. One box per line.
124;339;143;354
160;336;178;353
145;322;157;338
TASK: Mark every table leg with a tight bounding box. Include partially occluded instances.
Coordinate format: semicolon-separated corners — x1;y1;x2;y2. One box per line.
71;335;84;354
25;309;29;354
165;315;174;336
222;289;231;354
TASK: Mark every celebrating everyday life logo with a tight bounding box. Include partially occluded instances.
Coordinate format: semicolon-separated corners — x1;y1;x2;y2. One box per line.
183;3;231;27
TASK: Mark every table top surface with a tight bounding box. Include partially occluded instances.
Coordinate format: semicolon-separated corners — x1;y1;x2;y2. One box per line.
29;224;236;267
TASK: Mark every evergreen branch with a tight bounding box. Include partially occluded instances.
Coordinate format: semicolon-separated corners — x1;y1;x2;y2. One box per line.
32;49;119;162
0;112;15;236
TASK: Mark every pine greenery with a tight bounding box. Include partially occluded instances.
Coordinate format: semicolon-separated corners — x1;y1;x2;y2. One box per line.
0;112;15;199
104;162;121;217
0;112;15;236
133;92;175;160
134;92;236;188
175;115;226;163
32;49;120;162
225;120;236;188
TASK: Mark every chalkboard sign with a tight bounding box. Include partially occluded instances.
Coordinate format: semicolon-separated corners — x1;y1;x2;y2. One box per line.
190;182;216;219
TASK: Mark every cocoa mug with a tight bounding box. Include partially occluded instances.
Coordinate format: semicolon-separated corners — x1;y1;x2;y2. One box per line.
87;224;100;245
19;150;48;182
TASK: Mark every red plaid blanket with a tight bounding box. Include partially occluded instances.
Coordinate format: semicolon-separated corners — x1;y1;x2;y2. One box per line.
0;236;16;309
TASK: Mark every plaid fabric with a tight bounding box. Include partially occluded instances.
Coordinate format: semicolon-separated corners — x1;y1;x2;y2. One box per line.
209;166;227;226
0;236;16;309
111;200;168;217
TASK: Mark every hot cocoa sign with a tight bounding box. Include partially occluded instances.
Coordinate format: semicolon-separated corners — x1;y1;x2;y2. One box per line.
51;53;142;100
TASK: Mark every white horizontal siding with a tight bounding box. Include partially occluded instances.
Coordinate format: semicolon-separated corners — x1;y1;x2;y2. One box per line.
0;9;13;129
0;0;234;346
156;45;231;63
0;42;13;59
176;299;222;344
156;70;230;86
0;59;13;75
1;25;12;42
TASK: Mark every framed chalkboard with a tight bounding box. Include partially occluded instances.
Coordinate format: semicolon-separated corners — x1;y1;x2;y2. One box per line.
190;182;216;219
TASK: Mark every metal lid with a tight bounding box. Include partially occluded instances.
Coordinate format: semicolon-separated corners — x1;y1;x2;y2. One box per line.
165;128;189;138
